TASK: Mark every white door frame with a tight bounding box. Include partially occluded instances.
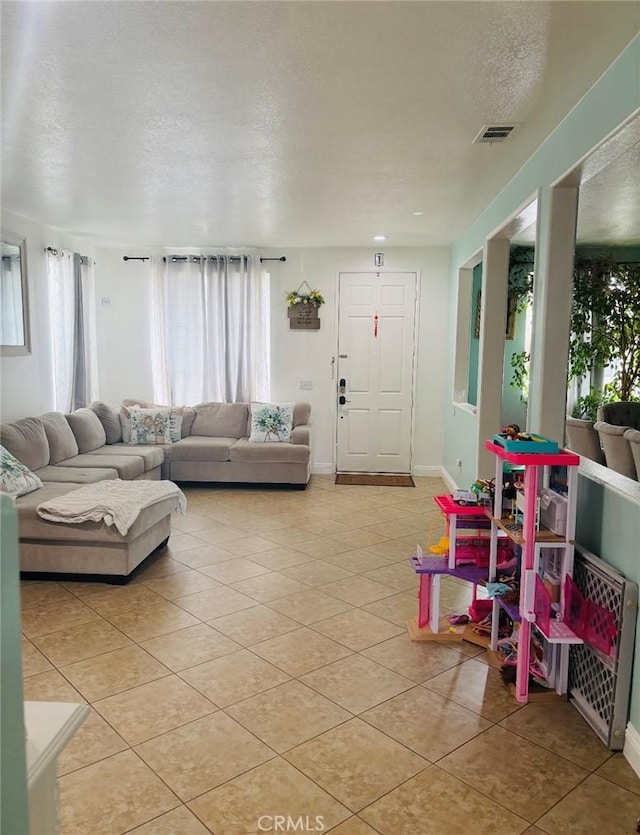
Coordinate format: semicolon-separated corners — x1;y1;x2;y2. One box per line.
333;269;420;474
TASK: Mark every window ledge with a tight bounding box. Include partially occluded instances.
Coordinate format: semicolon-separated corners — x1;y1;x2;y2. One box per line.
578;458;640;505
452;401;478;416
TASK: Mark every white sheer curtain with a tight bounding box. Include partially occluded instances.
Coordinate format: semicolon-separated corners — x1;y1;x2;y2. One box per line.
151;254;270;405
46;249;98;411
0;250;24;345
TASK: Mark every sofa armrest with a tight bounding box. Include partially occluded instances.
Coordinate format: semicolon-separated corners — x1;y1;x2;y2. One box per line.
291;425;310;445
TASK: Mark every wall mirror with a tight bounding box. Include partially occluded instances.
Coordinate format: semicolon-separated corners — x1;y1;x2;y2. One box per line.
1;230;30;356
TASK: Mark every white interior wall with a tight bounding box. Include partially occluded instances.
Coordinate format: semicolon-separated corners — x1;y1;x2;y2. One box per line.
94;248;156;403
95;246;451;473
0;209;98;422
265;248;451;473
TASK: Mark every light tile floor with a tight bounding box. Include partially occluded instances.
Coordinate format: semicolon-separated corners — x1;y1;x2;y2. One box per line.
21;476;640;834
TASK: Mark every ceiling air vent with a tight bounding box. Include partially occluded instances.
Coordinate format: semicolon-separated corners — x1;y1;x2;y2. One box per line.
473;125;516;144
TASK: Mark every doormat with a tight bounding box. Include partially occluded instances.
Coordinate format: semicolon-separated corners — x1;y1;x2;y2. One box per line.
335;473;415;487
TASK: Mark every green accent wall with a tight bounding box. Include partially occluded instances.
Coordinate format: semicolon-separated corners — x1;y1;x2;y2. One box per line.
576;476;640;727
444;35;640;730
0;494;29;834
467;263;482;406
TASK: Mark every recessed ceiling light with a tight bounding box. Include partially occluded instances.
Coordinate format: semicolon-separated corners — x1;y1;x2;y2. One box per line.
373;235;386;241
412;212;424;216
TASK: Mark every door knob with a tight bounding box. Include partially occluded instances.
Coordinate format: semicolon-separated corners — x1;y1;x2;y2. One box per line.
339;395;351;405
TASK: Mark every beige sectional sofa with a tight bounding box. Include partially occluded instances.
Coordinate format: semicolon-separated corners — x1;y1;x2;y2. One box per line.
106;399;311;485
1;408;171;580
1;400;311;581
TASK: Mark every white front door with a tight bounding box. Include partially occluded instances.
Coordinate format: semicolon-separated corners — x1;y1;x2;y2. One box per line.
336;272;417;473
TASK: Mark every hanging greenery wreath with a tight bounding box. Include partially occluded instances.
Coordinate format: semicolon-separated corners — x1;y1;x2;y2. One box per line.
285;288;325;308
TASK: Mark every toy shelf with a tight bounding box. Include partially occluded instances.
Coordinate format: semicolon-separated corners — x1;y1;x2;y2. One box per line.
408;492;499;640
410;554;488;584
434;493;489;516
533;619;584;645
484;440;580;468
485;438;580;703
486;514;571;545
496;596;521;623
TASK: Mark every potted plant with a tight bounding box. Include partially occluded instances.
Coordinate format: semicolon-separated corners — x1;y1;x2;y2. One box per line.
569;255;640;415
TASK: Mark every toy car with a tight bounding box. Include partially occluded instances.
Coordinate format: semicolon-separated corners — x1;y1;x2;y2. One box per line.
453;489;479;505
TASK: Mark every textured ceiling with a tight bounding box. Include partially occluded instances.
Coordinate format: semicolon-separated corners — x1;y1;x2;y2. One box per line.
1;1;639;248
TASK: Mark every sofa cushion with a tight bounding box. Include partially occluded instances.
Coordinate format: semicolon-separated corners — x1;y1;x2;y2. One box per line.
192;402;249;438
84;444;165;471
129;407;172;445
122;399;195;438
41;412;79;464
244;401;311;436
169;436;236;462
293;402;311;428
0;445;43;496
66;408;107;453
56;453;145;479
89;401;123;444
35;466;119;484
15;481;176;545
230;438;309;464
1;417;50;471
249;403;294;443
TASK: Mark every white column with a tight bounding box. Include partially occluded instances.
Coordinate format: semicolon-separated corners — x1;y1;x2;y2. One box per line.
528;186;579;441
476;237;510;477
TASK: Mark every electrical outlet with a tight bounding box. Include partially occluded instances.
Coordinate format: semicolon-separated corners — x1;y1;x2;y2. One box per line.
299;380;313;390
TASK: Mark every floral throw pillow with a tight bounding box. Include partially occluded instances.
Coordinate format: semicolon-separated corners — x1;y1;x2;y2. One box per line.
0;444;43;497
249;403;294;443
121;404;183;443
128;408;173;445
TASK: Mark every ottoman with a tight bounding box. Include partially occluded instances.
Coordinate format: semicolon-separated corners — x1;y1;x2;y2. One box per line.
15;482;177;583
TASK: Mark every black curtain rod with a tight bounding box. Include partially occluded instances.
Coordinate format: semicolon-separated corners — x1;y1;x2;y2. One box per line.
122;255;286;263
162;255;248;263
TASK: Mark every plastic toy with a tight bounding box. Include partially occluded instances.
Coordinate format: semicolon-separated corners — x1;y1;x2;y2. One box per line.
452;489;478;505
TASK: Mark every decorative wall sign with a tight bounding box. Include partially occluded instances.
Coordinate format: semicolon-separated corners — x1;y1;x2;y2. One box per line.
286;281;324;330
289;303;320;329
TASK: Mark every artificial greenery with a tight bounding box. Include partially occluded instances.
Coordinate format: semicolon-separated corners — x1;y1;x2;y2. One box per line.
510;350;530;404
508;246;535;313
568;257;640;410
285;288;325;307
507;247;535;403
508;250;640;416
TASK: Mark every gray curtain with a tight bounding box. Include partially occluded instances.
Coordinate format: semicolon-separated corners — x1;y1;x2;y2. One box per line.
151;254;270;405
70;253;90;410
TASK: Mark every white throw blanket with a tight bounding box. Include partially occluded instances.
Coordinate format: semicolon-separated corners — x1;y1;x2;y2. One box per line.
37;479;187;536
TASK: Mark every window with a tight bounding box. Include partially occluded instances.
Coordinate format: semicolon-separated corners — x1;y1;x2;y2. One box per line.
150;254;270;405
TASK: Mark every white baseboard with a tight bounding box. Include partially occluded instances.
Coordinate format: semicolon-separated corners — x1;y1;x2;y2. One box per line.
411;465;459;493
311;463;335;475
623;723;640;777
440;469;459;493
412;466;444;478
